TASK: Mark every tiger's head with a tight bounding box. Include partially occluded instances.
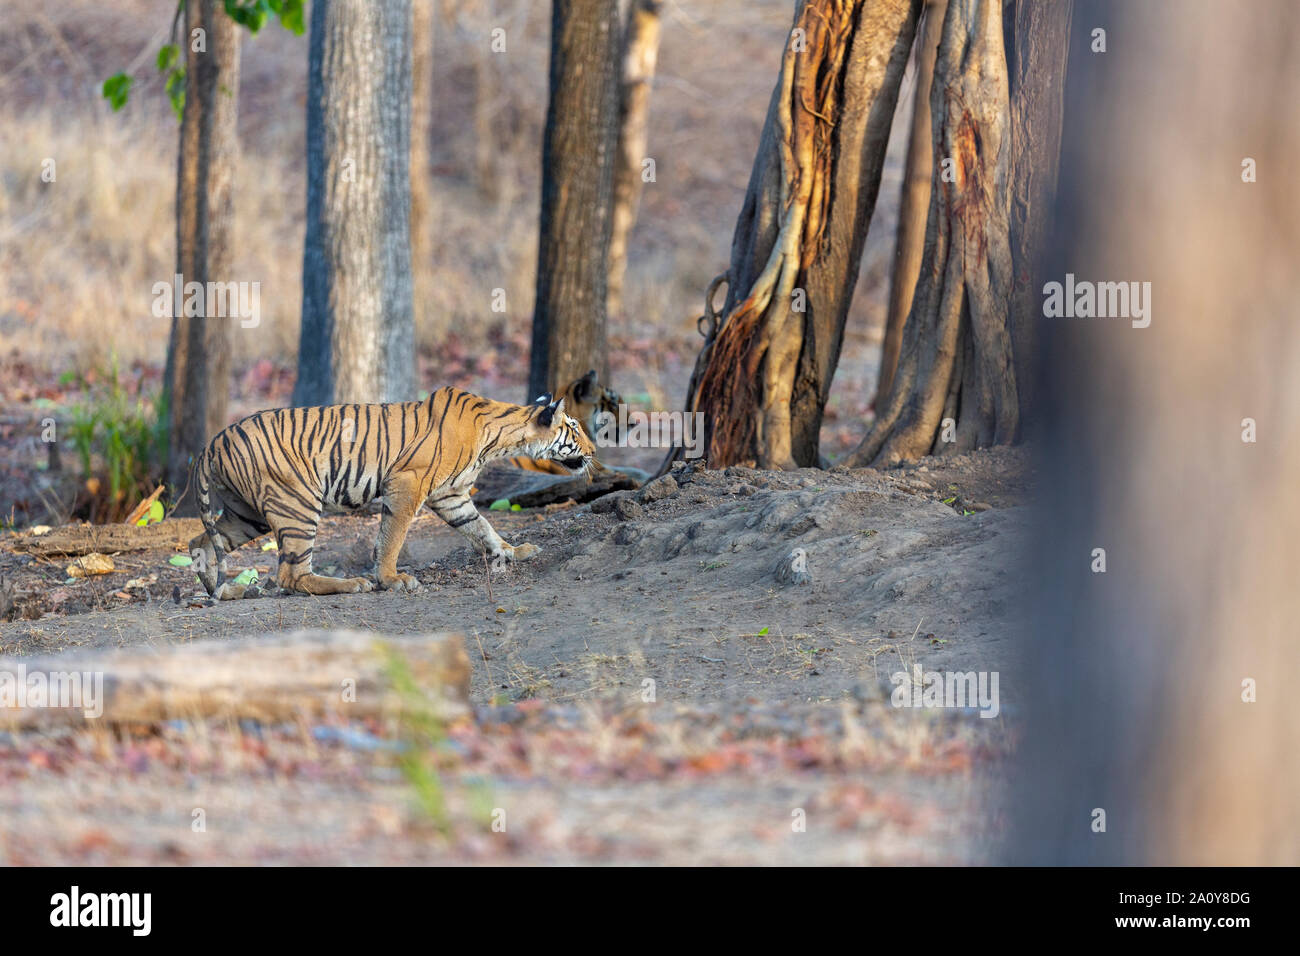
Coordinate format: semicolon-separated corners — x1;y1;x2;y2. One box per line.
525;394;596;474
558;369;624;445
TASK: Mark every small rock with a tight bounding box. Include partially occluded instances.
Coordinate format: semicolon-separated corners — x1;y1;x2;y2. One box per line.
637;474;679;504
774;547;812;586
971;501;993;512
591;490;635;514
613;497;645;521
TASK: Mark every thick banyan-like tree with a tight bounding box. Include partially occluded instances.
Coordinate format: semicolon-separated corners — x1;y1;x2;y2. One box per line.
687;0;1070;470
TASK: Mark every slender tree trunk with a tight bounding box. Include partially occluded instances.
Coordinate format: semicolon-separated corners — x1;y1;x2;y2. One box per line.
874;0;945;411
606;0;663;320
1011;0;1300;864
845;0;1023;466
528;0;621;400
295;0;415;407
165;0;240;510
410;0;435;334
690;0;920;470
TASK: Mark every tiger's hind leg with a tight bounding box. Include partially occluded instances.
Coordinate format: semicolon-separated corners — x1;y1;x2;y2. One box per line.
266;502;374;597
192;503;271;600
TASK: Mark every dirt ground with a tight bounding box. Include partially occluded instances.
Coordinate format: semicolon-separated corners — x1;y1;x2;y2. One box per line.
0;447;1030;864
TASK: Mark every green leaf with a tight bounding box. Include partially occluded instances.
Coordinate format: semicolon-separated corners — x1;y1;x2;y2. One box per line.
233;568;258;586
164;69;186;120
169;554;193;567
156;44;179;72
510;504;522;511
757;626;769;636
278;0;305;34
101;72;133;111
489;499;511;511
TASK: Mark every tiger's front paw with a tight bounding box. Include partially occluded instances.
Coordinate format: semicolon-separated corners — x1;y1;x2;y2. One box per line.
508;542;541;562
346;576;375;593
378;572;421;592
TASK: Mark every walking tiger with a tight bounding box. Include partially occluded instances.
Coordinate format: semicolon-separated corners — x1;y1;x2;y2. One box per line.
187;387;594;600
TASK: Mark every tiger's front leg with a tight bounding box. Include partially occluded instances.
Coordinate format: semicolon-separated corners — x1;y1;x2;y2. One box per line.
427;491;541;563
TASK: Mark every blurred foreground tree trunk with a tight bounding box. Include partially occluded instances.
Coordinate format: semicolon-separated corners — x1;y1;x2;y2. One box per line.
606;0;663;320
691;0;921;469
874;0;945;412
294;0;415;406
164;0;240;509
1011;0;1300;864
528;0;621;399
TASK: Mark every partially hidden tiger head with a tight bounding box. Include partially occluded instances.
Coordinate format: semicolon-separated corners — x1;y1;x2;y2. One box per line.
557;369;625;445
519;394;597;474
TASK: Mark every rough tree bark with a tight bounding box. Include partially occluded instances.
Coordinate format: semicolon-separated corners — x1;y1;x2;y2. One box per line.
845;0;1020;466
528;0;622;400
874;0;945;411
294;0;415;407
1011;0;1300;863
1004;0;1071;417
164;0;240;508
606;0;663;319
691;0;921;470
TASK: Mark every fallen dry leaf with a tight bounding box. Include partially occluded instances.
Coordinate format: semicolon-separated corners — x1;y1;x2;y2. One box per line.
67;553;114;577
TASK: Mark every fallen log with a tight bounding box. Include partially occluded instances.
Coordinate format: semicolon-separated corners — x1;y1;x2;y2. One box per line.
9;519;205;558
471;462;639;509
0;629;471;728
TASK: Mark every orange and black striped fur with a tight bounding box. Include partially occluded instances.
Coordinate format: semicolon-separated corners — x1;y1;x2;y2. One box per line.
505;370;648;484
188;387;594;600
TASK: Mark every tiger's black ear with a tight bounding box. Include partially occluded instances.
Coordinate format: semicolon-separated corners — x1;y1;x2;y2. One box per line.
574;369;599;404
537;398;565;428
532;393;552;406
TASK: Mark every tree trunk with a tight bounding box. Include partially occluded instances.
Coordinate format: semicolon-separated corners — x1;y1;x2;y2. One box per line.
410;0;435;336
691;0;921;470
294;0;415;407
874;0;945;411
164;0;240;510
606;0;663;320
844;0;1024;467
1011;0;1300;864
1004;0;1070;418
528;0;621;400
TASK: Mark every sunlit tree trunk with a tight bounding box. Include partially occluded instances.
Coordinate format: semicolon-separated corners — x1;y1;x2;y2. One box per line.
847;0;1015;465
874;0;945;411
693;0;921;469
294;0;415;406
606;0;663;319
